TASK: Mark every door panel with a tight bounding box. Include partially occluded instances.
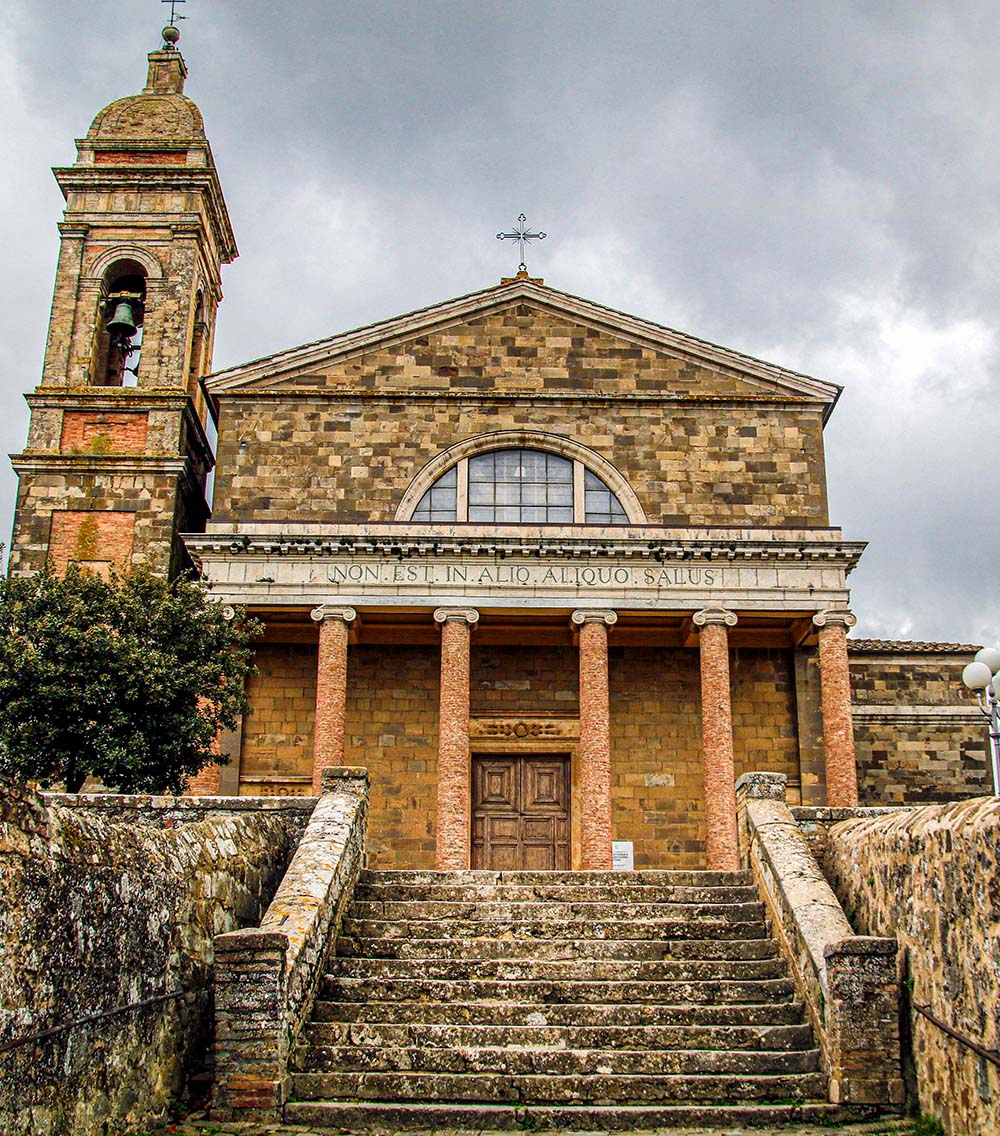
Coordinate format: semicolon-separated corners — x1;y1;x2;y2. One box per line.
472;754;570;870
524;759;569;811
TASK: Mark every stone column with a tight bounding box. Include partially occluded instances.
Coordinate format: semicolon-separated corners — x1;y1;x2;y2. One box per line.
310;605;357;795
572;609;618;871
813;608;859;807
693;606;740;871
433;607;480;871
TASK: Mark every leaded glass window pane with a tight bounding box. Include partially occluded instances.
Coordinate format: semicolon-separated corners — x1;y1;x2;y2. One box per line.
465;449;575;522
584;469;628;524
412;449;630;524
413;466;457;521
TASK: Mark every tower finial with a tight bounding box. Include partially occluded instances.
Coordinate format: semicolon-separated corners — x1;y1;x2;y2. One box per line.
161;0;186;47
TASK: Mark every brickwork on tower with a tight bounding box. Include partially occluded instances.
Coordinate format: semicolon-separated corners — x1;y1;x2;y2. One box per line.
48;510;136;576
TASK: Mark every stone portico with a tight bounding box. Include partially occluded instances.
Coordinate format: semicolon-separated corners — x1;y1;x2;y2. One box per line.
187;524;864;870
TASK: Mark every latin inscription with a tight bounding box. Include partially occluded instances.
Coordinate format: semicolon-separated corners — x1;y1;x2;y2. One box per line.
327;561;722;589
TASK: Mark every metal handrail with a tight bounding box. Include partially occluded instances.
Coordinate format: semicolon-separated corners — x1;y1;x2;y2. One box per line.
0;990;190;1057
913;1002;1000;1070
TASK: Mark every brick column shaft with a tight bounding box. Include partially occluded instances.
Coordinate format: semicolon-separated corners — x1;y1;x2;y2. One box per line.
311;606;356;795
574;610;616;871
814;610;860;807
434;608;478;871
695;608;740;871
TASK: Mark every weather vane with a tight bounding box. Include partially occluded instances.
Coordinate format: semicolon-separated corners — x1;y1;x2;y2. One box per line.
162;0;187;27
497;214;546;274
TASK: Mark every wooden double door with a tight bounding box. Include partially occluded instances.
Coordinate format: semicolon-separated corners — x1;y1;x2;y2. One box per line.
471;754;570;870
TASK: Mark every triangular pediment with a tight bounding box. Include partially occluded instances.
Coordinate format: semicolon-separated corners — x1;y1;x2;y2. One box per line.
204;280;840;413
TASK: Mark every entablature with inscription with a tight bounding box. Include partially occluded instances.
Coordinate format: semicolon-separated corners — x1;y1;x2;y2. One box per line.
184;524;864;615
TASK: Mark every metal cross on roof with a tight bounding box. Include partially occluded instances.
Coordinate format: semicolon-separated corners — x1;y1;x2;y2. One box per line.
496;214;546;274
162;0;187;25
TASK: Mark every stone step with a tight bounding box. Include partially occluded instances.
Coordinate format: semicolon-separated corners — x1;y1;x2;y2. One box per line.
283;1100;866;1130
353;883;759;904
302;1020;815;1053
312;999;808;1027
298;1044;821;1077
290;1069;828;1103
326;956;789;983
342;916;770;940
358;869;754;887
335;935;779;961
346;899;766;922
320;976;796;1005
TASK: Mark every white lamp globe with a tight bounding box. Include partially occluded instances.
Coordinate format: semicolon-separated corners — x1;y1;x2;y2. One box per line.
974;647;1000;674
963;660;994;690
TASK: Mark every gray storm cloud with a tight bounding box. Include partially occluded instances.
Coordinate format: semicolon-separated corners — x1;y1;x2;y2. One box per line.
1;0;997;645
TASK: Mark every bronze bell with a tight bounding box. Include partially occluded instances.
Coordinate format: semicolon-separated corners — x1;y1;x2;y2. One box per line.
106;299;138;339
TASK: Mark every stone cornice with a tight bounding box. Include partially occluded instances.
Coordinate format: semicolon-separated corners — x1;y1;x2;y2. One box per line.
10;455;189;476
54;166;237;263
27;389;196;409
186;527;866;571
203;280;841;415
209;387;827;410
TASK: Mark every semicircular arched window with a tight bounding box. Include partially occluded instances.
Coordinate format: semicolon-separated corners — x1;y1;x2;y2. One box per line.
411;448;629;524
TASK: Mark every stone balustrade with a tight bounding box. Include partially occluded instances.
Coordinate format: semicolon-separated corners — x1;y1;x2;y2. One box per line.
736;772;903;1107
212;767;369;1119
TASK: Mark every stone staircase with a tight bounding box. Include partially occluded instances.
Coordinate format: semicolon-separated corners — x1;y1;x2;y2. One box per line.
285;869;849;1129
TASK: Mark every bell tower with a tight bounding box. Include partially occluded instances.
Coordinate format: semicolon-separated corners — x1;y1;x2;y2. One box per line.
7;24;237;577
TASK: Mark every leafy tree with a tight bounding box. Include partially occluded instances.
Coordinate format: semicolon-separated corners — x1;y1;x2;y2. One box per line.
0;564;260;793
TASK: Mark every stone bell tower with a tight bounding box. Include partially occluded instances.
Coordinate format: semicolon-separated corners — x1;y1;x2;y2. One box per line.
7;24;237;577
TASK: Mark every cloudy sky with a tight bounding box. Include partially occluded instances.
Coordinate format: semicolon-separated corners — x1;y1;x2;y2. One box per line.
1;1;998;646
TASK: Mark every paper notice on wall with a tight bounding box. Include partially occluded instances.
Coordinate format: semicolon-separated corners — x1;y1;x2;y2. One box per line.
612;841;634;871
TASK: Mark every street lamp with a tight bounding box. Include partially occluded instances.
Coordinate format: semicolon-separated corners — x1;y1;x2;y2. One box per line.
961;646;1000;795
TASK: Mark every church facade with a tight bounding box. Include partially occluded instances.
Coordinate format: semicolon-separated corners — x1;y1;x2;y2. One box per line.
7;37;989;873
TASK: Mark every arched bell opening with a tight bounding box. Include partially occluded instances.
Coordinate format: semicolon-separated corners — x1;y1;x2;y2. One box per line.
93;259;147;387
187;289;209;400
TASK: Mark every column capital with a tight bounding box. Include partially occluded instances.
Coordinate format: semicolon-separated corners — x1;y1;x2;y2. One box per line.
310;604;357;624
571;609;618;627
433;606;480;626
812;608;857;630
693;606;738;629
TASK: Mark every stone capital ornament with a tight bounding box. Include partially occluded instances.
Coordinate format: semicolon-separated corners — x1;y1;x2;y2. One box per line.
812;608;857;630
433;607;480;626
692;606;738;629
570;609;618;627
310;604;358;624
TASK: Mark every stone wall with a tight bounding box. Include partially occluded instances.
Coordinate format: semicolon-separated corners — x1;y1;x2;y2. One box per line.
824;798;1000;1136
0;788;306;1136
610;647;704;868
211;301;830;529
240;642;319;794
345;644;440;869
850;646;990;803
